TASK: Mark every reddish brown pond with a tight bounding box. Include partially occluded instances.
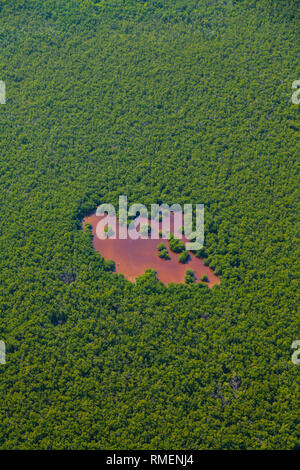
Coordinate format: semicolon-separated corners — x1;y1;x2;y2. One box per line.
83;213;220;288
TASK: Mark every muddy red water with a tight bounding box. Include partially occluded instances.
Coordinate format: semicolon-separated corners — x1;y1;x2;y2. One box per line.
83;213;220;288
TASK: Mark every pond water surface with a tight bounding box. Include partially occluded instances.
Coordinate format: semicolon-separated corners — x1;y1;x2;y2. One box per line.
83;213;220;288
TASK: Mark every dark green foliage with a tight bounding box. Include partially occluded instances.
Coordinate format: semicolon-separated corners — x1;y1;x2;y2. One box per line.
157;243;167;252
104;259;116;272
185;269;195;284
0;0;299;451
84;222;93;240
157;243;170;260
135;269;164;293
201;275;209;283
178;250;189;264
158;249;171;260
169;234;186;253
195;247;207;258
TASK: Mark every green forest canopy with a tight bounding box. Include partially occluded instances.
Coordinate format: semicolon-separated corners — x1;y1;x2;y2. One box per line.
0;0;299;449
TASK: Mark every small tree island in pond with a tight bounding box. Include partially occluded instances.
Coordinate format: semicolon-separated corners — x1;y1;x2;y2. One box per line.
168;233;185;253
178;250;189;264
185;269;195;284
157;243;170;260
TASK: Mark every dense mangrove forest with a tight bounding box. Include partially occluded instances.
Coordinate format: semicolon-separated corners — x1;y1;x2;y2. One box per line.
0;0;299;450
